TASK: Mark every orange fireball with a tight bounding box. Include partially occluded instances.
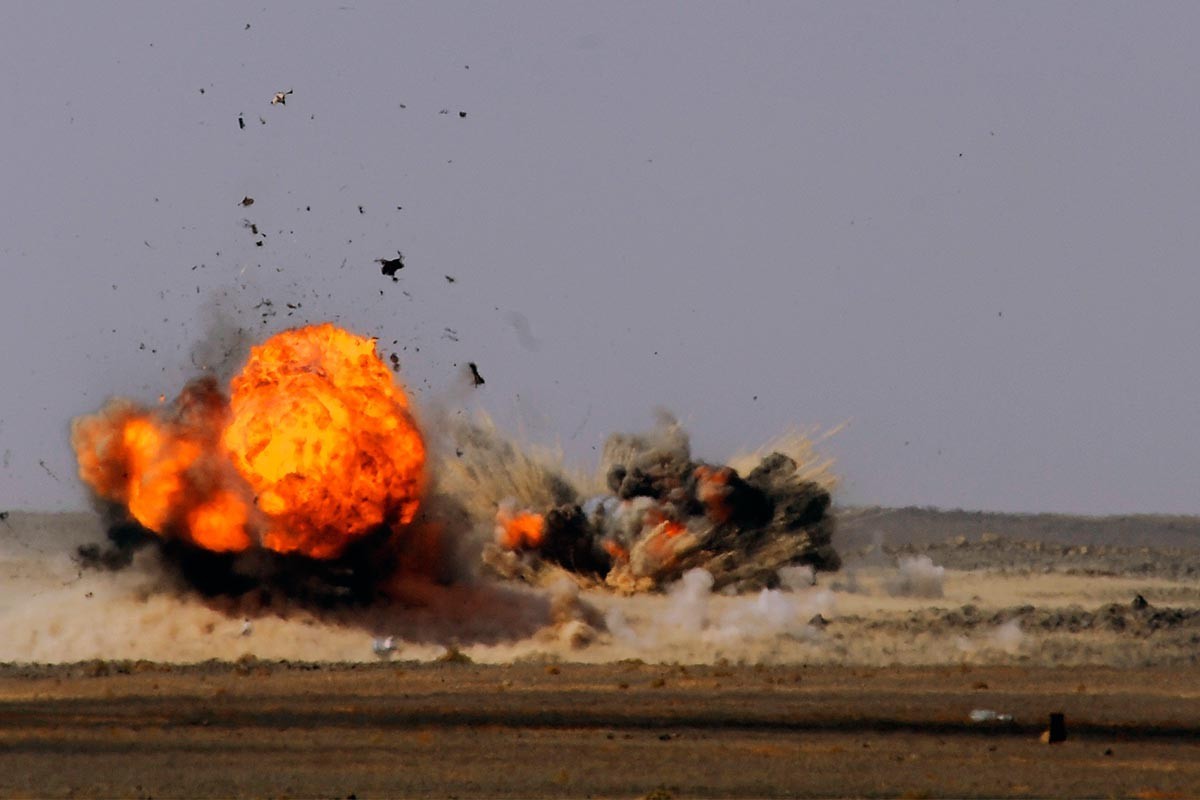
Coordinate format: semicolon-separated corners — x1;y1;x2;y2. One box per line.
222;323;425;558
72;323;427;560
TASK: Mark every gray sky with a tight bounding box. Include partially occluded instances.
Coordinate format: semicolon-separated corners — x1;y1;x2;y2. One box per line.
3;2;1199;515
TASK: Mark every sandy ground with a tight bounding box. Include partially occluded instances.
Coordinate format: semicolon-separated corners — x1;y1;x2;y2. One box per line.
1;509;1198;797
1;662;1198;798
2;511;1197;667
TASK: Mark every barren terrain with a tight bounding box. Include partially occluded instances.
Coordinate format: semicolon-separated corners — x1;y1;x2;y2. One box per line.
0;662;1197;798
1;508;1197;797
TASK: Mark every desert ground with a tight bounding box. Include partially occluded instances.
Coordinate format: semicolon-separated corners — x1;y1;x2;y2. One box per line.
1;507;1198;797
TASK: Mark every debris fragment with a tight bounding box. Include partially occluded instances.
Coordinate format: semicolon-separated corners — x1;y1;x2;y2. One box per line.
271;89;293;105
969;709;1013;723
445;275;456;283
389;353;400;372
238;114;245;129
377;252;404;279
458;111;467;118
468;362;485;387
372;636;397;658
240;196;254;207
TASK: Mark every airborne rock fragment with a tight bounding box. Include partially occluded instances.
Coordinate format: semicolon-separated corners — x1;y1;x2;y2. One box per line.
468;362;485;387
377;252;404;279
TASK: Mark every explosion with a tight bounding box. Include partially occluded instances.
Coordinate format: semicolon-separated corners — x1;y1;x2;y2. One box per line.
72;323;426;563
471;415;840;594
72;323;838;602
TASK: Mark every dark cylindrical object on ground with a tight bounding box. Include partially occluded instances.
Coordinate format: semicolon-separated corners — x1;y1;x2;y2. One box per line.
1048;712;1067;743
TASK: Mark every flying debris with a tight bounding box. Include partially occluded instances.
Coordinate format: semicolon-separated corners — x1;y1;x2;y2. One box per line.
458;111;467;118
467;362;485;387
271;89;293;105
38;459;60;481
238;115;245;129
389;353;400;372
445;275;456;283
240;196;254;207
377;252;405;279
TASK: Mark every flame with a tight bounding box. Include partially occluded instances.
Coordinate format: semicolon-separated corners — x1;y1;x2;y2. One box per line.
601;539;629;563
187;490;253;552
641;507;687;565
694;465;734;524
496;507;545;550
221;323;425;558
72;323;427;560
